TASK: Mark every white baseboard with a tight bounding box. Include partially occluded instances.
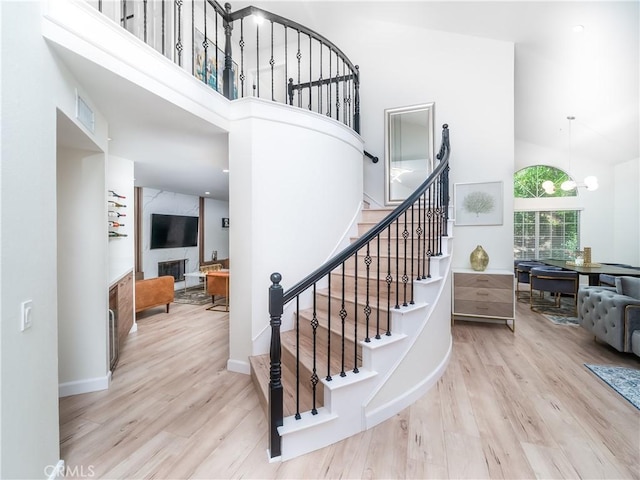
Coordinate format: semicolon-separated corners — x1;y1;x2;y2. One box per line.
58;373;110;398
227;358;250;375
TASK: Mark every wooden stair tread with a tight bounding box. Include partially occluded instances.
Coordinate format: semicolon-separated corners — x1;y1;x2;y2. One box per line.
250;353;323;418
282;330;359;380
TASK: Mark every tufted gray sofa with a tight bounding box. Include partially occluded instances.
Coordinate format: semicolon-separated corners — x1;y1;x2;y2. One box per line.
578;276;640;357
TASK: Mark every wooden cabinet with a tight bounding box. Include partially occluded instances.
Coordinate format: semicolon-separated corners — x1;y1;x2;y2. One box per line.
452;269;515;331
108;270;134;373
116;271;134;346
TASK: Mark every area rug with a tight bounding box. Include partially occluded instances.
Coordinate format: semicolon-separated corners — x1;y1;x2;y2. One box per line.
174;286;211;306
535;297;579;326
584;364;640;410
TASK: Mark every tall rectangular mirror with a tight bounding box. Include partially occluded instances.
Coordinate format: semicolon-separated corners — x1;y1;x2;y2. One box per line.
384;103;435;205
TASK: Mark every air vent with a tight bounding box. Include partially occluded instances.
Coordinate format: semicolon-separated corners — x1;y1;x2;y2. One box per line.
76;92;95;133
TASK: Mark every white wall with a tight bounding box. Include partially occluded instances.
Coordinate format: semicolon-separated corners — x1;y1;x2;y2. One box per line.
613;158;640;266
305;17;515;270
1;1;107;475
204;197;230;262
107;156;135;283
57;147;109;395
141;188;200;287
228;98;364;371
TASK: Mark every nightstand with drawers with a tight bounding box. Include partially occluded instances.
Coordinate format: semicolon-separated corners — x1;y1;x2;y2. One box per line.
452;269;515;331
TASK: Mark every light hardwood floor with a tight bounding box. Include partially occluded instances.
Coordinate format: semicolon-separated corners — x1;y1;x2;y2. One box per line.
60;300;640;479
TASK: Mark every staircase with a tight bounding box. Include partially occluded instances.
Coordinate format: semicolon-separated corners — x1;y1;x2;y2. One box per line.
249;204;454;460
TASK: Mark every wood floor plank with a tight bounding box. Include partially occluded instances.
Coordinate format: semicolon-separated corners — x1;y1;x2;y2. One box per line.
58;299;640;478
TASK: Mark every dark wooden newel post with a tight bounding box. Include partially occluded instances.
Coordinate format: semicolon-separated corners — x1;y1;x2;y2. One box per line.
268;273;284;458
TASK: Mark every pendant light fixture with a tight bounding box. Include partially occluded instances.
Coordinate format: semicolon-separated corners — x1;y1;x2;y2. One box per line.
542;115;598;194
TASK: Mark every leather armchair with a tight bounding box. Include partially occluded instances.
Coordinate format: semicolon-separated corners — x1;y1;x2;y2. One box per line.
578;276;640;357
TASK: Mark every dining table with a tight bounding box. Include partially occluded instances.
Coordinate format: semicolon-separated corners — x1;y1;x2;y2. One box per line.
540;259;640;286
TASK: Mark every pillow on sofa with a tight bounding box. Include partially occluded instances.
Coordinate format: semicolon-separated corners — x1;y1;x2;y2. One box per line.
615;276;640;299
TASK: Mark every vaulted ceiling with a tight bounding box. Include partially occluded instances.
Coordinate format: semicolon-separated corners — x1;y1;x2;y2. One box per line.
54;1;639;198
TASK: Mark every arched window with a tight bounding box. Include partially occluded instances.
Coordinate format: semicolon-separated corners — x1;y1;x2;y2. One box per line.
514;165;580;260
514;165;577;198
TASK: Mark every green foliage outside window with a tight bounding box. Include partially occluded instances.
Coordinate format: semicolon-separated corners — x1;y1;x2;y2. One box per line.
513;165;579;260
514;165;576;198
514;210;579;260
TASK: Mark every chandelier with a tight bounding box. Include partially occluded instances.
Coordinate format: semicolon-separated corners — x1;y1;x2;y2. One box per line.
542;116;598;194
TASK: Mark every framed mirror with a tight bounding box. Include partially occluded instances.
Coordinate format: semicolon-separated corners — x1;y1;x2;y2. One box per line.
384;103;435;205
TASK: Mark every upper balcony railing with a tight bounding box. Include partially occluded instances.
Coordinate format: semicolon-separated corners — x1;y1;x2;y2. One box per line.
90;0;360;133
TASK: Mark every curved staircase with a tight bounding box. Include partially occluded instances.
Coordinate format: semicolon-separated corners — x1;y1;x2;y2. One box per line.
250;202;454;460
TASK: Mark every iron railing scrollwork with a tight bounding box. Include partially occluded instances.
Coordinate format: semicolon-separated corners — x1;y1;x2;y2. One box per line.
267;124;451;458
96;0;360;133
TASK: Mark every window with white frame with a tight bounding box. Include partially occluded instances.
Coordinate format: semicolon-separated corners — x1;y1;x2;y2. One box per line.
514;210;580;260
514;166;580;260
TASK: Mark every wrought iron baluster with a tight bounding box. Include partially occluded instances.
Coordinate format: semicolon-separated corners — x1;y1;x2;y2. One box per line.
203;0;209;86
284;26;288;103
354;65;360;133
410;204;415;304
336;57;341;122
214;6;219;92
395;218;400;309
326;273;332;381
416;198;423;280
327;48;332;117
424;186;430;278
311;284;319;415
426;186;432;278
255;20;260;98
175;0;183;67
442;164;450;236
340;262;346;377
270;20;275;101
318;41;323;116
190;1;194;75
402;211;409;307
386;224;392;335
364;242;371;343
295;296;300;419
296;30;301;108
239;18;245;97
436;178;443;255
161;0;165;56
143;0;148;43
222;2;234;99
353;251;359;373
308;34;312;111
341;61;346;126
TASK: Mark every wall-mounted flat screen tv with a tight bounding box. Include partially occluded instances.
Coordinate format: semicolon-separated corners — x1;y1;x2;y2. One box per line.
150;213;199;249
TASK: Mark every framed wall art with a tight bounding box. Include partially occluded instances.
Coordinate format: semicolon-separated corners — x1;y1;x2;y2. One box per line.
454;181;503;226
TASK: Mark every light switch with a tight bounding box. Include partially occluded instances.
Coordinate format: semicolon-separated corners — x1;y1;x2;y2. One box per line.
21;300;33;331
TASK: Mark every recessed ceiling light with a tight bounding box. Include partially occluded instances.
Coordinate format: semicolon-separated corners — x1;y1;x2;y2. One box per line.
223;169;229;173
572;25;585;33
205;191;210;195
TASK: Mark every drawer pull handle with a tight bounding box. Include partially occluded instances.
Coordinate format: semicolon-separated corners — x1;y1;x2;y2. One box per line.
477;292;489;296
477;306;489;310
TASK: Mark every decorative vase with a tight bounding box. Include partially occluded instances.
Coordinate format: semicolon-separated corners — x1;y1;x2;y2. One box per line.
470;245;489;271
